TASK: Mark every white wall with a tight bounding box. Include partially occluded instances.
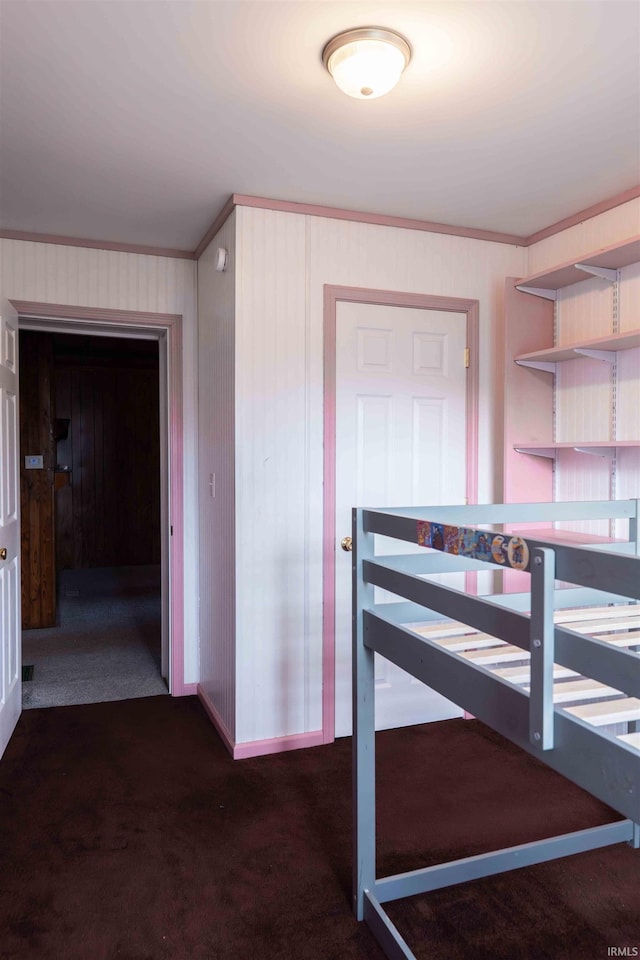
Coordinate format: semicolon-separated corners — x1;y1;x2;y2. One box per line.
0;239;199;682
197;214;237;738
232;207;527;744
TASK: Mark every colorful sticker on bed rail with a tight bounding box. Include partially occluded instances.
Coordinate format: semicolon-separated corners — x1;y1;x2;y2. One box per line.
416;521;530;570
431;523;445;551
443;525;460;554
417;521;432;547
491;535;508;564
507;536;529;570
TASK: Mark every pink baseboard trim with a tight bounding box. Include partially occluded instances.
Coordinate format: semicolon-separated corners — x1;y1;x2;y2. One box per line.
197;686;324;760
525;185;640;246
0;228;195;260
197;685;236;757
232;730;326;760
180;682;198;696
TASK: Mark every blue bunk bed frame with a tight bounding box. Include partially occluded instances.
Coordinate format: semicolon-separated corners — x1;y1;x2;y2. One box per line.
351;499;640;960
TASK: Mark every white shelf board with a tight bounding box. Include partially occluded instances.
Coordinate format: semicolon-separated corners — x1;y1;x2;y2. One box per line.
515;329;640;367
515;235;640;296
514;441;640;459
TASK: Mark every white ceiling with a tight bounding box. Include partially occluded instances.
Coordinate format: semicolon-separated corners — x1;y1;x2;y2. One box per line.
1;0;639;251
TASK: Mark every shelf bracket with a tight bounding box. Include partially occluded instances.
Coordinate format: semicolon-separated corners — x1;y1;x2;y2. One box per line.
515;284;558;301
573;446;615;458
575;263;618;283
515;359;556;373
574;348;616;363
514;446;557;459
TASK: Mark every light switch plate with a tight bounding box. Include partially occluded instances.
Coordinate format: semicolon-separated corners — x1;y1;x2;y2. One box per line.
25;455;44;469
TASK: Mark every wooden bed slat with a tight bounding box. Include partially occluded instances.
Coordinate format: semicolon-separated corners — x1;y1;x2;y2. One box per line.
545;679;620;703
563;697;640;726
568;617;640;635
554;604;640;624
493;664;578;684
459;645;529;665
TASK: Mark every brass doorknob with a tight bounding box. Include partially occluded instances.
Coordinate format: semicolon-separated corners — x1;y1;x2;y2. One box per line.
341;536;352;552
0;548;7;560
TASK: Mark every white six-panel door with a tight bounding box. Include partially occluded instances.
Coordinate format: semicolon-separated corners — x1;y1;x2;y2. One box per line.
334;301;467;737
0;303;21;759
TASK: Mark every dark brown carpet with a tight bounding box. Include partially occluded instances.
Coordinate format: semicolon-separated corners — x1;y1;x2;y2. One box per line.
0;696;638;960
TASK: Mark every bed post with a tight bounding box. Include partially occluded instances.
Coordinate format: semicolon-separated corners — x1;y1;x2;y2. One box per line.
630;499;640;556
530;547;556;751
352;507;376;921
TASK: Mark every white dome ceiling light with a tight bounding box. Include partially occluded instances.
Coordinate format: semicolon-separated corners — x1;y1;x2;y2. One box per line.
322;27;412;100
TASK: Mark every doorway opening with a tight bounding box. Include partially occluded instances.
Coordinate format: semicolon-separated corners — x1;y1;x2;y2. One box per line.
19;329;168;707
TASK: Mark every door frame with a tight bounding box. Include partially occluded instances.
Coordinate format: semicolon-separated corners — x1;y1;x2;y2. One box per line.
322;285;480;743
10;299;187;695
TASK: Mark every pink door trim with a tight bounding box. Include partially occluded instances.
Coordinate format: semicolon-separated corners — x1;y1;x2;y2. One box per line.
10;300;188;696
322;286;480;744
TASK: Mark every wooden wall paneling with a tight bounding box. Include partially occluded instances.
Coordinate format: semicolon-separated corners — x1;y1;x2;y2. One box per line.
93;368;106;564
102;366;118;566
53;344;160;571
70;364;83;566
19;331;55;628
54;367;74;569
80;368;97;565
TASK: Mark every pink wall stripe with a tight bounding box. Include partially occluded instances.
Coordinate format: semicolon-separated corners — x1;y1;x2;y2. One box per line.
322;285;338;745
322;286;480;744
10;299;187;696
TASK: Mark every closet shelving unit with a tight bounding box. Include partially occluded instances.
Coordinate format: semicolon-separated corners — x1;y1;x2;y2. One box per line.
503;235;640;535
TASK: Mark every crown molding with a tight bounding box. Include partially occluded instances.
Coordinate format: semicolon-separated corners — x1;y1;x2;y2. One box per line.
0;229;195;260
524;185;640;246
3;185;639;261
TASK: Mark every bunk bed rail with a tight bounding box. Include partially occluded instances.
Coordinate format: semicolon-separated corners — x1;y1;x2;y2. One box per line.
352;499;640;960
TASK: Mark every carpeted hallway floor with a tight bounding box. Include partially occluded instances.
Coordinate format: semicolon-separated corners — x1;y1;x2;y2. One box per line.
21;566;167;709
0;697;638;960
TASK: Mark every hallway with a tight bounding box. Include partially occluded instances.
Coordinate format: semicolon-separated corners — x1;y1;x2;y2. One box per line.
22;565;167;709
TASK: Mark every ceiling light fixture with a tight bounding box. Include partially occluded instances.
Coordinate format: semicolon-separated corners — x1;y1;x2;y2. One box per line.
322;27;412;100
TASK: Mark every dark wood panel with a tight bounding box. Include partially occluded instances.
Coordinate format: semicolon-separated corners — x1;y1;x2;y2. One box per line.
54;340;160;570
19;332;56;628
54;368;74;570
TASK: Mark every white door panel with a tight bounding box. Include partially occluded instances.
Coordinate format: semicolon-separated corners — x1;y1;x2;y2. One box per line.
0;304;21;758
335;302;467;737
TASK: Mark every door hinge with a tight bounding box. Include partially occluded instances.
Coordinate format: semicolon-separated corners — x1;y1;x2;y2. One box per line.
464;348;470;368
170;525;173;536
